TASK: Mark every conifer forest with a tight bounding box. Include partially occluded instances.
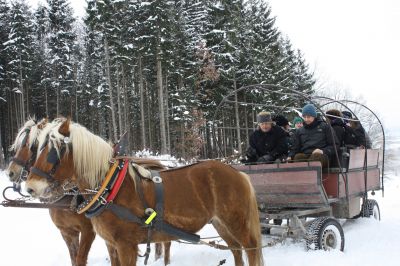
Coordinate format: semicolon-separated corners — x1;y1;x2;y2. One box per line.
0;0;315;161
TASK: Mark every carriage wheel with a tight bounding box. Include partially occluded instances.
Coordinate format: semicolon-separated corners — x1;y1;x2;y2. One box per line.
361;199;381;220
306;217;345;251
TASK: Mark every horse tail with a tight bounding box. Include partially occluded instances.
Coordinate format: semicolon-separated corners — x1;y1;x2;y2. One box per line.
242;172;264;266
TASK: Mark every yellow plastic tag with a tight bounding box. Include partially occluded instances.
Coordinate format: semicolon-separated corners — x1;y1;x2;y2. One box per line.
145;211;157;225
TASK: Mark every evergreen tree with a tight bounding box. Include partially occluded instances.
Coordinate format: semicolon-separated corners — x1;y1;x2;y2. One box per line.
47;0;77;117
3;0;37;124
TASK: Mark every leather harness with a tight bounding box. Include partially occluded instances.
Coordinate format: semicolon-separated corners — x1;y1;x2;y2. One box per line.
30;132;200;264
77;160;200;264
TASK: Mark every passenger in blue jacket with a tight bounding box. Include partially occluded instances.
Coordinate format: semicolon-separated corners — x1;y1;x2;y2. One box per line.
288;104;339;168
245;111;288;163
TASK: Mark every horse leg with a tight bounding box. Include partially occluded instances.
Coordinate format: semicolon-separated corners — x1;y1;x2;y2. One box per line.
219;214;263;266
154;242;171;265
154;243;162;261
163;242;171;265
116;243;138;266
106;243;120;266
212;219;244;266
75;228;96;266
59;228;80;266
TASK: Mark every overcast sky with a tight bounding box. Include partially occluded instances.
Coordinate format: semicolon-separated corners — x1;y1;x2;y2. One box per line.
267;0;400;134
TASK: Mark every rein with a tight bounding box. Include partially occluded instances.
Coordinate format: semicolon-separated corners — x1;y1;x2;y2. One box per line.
1;185;72;209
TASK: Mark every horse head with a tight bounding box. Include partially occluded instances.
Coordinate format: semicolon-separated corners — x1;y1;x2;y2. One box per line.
7;118;48;183
25;118;113;200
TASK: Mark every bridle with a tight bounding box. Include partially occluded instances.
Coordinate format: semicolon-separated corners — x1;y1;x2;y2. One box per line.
10;128;38;182
30;135;71;187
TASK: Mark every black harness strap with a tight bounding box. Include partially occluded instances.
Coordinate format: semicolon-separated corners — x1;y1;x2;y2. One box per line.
10;157;27;167
105;168;200;243
106;203;144;224
31;167;58;183
150;170;164;218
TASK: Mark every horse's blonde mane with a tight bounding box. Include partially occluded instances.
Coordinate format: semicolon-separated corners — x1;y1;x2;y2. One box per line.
28;118;48;150
36;119;66;160
10;118;36;152
46;122;113;188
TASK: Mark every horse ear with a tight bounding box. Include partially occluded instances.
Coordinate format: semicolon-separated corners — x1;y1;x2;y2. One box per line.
59;118;71;136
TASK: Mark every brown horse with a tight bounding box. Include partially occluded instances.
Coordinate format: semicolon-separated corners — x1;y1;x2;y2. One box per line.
25;119;263;266
7;118;171;265
7;118;95;266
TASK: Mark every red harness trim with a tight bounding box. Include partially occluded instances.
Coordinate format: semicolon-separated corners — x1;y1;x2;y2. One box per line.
106;159;129;202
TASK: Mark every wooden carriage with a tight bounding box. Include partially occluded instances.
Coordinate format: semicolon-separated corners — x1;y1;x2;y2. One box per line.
212;84;386;251
233;148;382;251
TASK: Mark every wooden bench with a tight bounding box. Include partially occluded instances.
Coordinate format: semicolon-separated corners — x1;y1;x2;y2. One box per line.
234;162;328;209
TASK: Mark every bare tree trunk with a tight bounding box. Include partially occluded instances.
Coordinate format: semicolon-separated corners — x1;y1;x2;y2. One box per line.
13;92;20;128
104;37;118;142
244;94;249;149
45;84;49;118
138;55;146;149
74;64;79;122
233;77;242;154
122;64;132;151
181;122;185;158
19;56;25;122
156;41;167;154
222;112;227;157
26;86;29;118
146;81;152;150
116;64;123;136
56;68;59;117
165;74;170;153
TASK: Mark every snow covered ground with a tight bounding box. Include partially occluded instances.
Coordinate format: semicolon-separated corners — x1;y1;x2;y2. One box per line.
1;169;400;266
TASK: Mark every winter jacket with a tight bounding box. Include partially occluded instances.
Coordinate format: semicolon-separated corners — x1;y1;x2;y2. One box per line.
248;125;288;162
289;118;339;160
330;118;346;146
353;124;372;148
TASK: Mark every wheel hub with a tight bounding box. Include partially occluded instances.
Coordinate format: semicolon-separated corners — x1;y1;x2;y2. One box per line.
322;229;337;250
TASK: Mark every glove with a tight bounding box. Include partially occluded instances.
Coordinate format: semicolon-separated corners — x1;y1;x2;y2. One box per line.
257;154;274;163
246;146;257;159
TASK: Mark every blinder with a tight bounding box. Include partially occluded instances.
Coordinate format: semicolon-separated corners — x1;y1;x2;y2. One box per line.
31;136;71;185
47;147;60;165
20;129;30;147
11;128;31;167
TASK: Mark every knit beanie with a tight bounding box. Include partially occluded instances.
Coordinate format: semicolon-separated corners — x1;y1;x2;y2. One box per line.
273;115;289;127
302;104;317;118
257;111;273;123
292;116;303;125
342;111;352;119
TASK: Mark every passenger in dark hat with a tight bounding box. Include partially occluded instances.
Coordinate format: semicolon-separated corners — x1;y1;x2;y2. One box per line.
244;111;288;163
341;110;371;148
325;109;346;146
273;114;294;153
273;115;290;130
288;104;339;168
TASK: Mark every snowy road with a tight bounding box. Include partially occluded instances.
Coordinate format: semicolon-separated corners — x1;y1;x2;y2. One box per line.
1;171;400;266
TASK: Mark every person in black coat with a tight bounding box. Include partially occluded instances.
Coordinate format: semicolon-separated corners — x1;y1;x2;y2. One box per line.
245;111;288;163
325;109;346;146
342;111;372;148
288;104;339;168
273;114;294;152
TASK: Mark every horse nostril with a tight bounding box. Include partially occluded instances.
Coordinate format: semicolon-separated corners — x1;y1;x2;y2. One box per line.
27;188;34;195
9;171;14;178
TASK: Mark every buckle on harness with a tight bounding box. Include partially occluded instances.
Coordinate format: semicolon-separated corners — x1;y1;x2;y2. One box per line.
144;208;157;225
152;176;162;183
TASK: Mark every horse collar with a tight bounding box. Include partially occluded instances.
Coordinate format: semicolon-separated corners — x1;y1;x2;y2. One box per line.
76;159;128;215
